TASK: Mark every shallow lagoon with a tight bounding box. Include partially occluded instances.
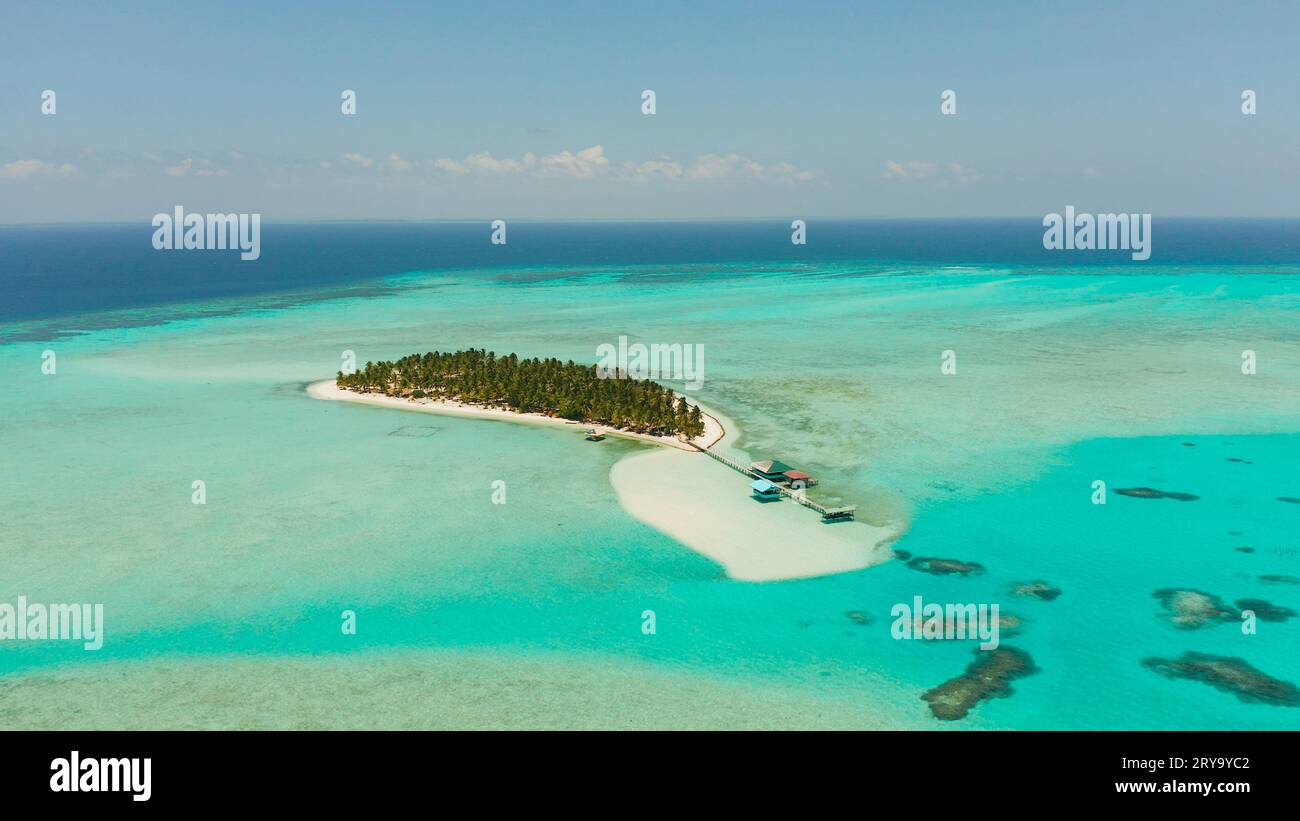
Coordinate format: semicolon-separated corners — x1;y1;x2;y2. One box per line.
2;259;1298;728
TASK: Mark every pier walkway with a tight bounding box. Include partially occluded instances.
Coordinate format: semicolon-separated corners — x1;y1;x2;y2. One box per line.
688;444;857;521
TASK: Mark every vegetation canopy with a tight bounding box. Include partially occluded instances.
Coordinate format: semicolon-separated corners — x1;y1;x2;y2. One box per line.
337;348;706;438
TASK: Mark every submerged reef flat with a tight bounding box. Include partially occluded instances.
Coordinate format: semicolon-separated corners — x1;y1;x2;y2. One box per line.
387;425;441;438
906;557;986;577
1010;580;1062;601
1153;588;1237;629
922;647;1038;721
1141;653;1300;707
1115;487;1199;501
844;610;873;626
997;613;1024;637
1236;599;1298;623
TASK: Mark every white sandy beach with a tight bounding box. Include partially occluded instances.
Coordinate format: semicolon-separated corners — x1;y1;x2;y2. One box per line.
307;380;723;451
610;448;898;581
309;379;897;582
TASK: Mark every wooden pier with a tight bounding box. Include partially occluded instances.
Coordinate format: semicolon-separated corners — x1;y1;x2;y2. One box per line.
689;444;857;521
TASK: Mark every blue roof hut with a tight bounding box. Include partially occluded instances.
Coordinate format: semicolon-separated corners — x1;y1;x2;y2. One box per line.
751;478;782;501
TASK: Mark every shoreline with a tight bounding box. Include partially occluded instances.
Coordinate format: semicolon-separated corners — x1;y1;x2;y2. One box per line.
307;380;725;452
308;377;900;582
610;448;899;581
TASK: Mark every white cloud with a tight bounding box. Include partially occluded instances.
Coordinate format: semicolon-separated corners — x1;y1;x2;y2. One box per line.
883;160;938;179
431;145;610;179
686;154;813;182
769;162;816;182
435;151;526;175
0;159;75;180
165;157;229;177
534;145;609;179
947;163;983;183
433;157;469;175
688;153;756;180
624;158;684;181
673;153;814;182
883;160;980;183
424;145;813;184
8;143;811;192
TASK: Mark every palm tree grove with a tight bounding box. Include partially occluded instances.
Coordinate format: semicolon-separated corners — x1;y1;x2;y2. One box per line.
336;349;707;439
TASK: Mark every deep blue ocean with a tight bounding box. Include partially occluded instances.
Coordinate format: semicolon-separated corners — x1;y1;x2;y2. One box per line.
5;219;1298;322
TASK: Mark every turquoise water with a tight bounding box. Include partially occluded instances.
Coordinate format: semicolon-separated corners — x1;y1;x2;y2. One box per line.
2;258;1298;728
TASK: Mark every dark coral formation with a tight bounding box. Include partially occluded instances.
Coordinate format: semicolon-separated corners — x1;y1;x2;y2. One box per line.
1141;652;1300;707
892;549;913;562
997;613;1023;636
906;557;985;576
1010;580;1061;601
388;425;441;438
1234;546;1255;554
1236;599;1298;623
1278;497;1300;504
844;610;873;626
922;647;1038;720
1152;588;1237;629
1115;487;1199;501
1259;574;1299;585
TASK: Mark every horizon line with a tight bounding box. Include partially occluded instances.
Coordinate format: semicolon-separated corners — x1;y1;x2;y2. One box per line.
4;215;1300;228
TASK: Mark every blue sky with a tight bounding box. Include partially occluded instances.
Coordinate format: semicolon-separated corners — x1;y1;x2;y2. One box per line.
2;0;1298;221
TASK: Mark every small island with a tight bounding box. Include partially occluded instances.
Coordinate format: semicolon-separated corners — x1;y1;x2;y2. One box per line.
336;348;707;439
311;348;892;582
